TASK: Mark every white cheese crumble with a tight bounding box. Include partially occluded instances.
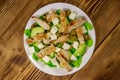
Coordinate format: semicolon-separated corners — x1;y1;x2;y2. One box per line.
37;43;44;49
51;58;59;67
28;47;35;54
50;34;57;40
69;12;76;20
73;41;79;49
50;26;58;34
62;43;70;50
70;55;77;60
55;47;61;52
52;18;59;25
42;56;51;63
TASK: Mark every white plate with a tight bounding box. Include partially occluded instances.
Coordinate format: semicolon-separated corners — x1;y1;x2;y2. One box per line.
23;3;96;76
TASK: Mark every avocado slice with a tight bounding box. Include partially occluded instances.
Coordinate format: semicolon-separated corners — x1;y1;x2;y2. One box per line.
31;27;44;37
74;44;87;57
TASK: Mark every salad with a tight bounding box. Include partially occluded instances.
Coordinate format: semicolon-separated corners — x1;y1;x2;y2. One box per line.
24;9;93;71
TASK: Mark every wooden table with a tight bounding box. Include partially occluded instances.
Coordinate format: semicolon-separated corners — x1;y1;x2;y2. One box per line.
0;0;120;80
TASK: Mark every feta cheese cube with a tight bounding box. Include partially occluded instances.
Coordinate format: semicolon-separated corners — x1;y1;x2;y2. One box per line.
42;56;50;63
82;26;87;34
51;34;57;40
70;55;77;60
79;38;85;44
51;58;60;67
28;47;35;54
73;41;79;49
69;12;76;20
50;26;58;34
55;47;61;52
52;18;59;25
37;43;44;49
62;43;70;50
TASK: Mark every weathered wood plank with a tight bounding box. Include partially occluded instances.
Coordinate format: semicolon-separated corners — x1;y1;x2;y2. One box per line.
0;0;120;80
0;0;30;37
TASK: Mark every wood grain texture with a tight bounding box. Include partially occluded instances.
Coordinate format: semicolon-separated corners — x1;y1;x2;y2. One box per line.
0;0;120;80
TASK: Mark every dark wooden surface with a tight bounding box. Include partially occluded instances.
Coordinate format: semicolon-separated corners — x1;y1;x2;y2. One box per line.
0;0;120;80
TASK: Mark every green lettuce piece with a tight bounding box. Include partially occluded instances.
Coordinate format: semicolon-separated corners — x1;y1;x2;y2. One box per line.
56;9;61;15
49;22;54;27
69;56;82;67
34;46;40;52
32;53;39;61
85;38;93;47
49;52;56;58
47;61;56;67
69;48;76;54
29;43;40;52
66;16;70;25
84;22;93;30
24;29;31;38
66;16;71;23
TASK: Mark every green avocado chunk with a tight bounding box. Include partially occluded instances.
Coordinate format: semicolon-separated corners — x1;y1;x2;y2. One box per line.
74;44;87;57
31;27;44;37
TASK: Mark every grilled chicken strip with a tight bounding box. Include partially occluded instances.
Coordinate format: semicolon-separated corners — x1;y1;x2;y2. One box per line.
42;38;50;44
32;16;50;30
26;33;45;44
59;50;70;61
76;27;85;44
47;10;57;23
37;44;56;58
56;53;72;71
67;17;85;33
26;38;34;44
54;34;69;44
59;11;67;33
